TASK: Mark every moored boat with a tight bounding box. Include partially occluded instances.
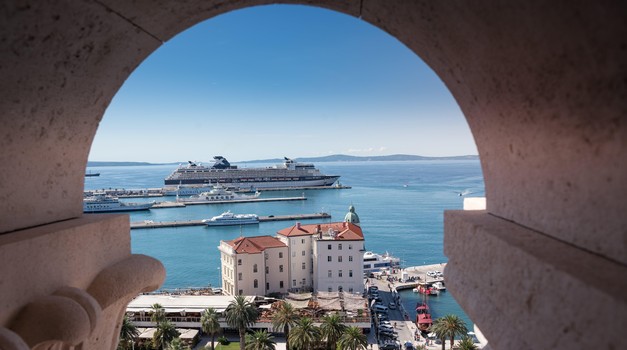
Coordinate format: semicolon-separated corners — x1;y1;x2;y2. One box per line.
83;194;153;213
415;301;433;331
177;184;260;203
363;251;401;275
164;156;340;188
413;282;440;296
202;211;259;226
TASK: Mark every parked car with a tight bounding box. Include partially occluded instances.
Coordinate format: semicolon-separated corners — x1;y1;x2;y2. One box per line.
388;302;397;309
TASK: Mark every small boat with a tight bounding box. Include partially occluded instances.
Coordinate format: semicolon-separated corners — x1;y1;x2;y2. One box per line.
415;302;433;331
177;184;260;203
363;251;401;274
202;211;259;226
413;282;440;296
85;171;100;177
83;194;153;213
432;281;446;291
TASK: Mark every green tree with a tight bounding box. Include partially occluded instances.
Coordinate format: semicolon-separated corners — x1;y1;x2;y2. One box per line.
245;330;277;350
319;313;346;350
201;307;222;350
457;336;478;350
336;326;367;350
430;315;468;350
166;337;191;350
118;314;139;350
288;317;320;350
271;301;300;350
152;319;180;350
225;295;260;350
151;303;166;324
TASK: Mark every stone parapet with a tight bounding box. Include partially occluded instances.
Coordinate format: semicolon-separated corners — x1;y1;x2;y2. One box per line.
444;210;627;350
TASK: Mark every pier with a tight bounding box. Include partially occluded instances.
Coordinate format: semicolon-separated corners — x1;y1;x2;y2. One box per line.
146;196;307;209
84;185;349;198
130;212;331;229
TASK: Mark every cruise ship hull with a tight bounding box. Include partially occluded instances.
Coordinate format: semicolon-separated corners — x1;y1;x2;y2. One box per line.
83;203;153;213
164;176;340;188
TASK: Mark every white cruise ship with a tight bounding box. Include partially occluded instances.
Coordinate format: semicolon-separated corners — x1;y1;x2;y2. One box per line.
363;251;401;274
164;156;340;189
202;211;259;226
83;194;153;213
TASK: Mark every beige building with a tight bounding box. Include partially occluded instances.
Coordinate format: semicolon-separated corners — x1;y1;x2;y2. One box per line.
218;236;289;296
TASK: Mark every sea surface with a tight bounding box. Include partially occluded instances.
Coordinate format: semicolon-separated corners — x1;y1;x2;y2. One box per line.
85;160;484;328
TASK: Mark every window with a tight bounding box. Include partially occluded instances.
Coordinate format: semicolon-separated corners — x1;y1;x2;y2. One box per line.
328;244;331;250
266;282;269;290
302;278;306;285
292;251;296;257
253;264;258;273
338;256;343;262
280;281;284;288
238;273;242;281
254;279;258;288
349;287;354;292
279;252;283;258
338;243;342;250
302;250;305;256
301;238;305;244
239;289;243;295
280;265;284;272
339;270;343;277
338;286;343;292
302;262;306;270
328;287;332;292
265;266;269;274
292;280;296;287
327;256;332;262
349;270;353;277
238;259;242;266
349;244;353;250
349;256;353;262
328;270;332;278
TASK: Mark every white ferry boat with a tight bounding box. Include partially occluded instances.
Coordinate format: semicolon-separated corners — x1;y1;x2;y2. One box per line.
202;211;259;226
83;194;153;213
164;156;340;189
363;251;401;274
162;185;218;196
177;184;260;203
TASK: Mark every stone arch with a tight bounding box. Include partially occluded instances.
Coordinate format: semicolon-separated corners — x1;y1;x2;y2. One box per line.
0;1;625;349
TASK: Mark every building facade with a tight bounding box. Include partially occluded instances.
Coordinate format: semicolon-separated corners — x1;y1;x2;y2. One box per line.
218;235;289;296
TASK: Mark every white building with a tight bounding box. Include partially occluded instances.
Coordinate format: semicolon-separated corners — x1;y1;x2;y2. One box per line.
218;235;289;296
220;207;365;295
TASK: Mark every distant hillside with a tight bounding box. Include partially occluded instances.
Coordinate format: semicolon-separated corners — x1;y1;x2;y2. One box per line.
242;154;479;163
87;161;177;167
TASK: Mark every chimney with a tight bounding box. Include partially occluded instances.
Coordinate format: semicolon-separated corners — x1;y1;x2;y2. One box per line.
296;222;301;229
343;222;348;228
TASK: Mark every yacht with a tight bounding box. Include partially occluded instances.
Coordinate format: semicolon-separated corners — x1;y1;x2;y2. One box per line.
83;194;153;213
363;251;401;274
202;211;259;226
177;184;260;203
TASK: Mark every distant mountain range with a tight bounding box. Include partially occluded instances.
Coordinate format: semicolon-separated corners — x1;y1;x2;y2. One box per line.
87;154;478;167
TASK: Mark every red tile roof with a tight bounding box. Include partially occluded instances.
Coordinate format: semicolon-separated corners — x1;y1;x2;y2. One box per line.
226;235;286;254
277;222;364;240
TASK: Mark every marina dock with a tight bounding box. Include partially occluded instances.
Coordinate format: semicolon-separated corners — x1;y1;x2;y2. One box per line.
130;212;331;229
85;185;349;198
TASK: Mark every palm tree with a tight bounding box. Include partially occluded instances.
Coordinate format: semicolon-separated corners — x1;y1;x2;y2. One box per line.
271;301;299;350
225;295;260;350
430;315;468;350
245;330;276;350
166;337;191;350
152;319;180;350
319;313;346;350
201;307;222;350
336;326;367;350
288;317;320;350
151;303;166;324
118;314;139;350
457;336;478;350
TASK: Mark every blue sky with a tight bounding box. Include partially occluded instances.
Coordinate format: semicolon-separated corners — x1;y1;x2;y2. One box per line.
89;5;477;163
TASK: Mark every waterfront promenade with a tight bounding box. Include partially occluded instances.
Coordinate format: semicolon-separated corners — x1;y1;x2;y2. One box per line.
130;213;331;229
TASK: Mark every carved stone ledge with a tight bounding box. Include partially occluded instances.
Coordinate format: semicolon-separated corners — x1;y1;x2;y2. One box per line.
444;210;627;350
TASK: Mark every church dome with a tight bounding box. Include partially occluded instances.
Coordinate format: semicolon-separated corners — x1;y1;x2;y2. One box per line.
344;205;360;226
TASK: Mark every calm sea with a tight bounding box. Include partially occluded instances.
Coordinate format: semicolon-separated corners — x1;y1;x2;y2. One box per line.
85;160;484;328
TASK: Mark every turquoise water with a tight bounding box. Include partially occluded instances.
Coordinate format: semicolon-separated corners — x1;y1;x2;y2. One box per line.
85;160;484;327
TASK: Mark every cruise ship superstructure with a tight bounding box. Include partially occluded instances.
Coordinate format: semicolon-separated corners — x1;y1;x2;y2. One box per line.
164;156;340;189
